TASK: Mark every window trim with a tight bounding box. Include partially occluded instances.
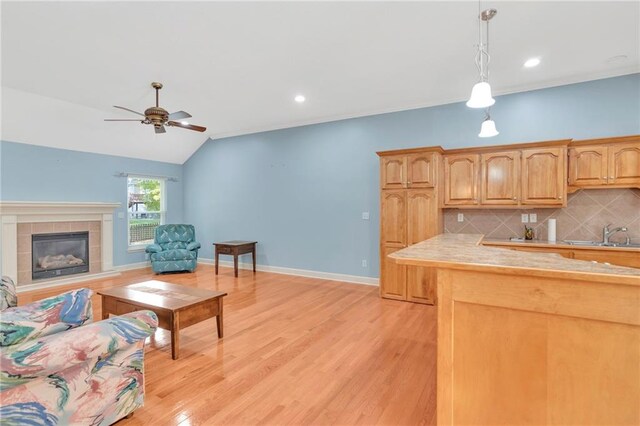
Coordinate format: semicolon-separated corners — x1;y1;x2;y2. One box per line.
126;175;166;249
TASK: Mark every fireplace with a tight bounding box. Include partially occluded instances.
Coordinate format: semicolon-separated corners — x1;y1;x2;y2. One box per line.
32;232;90;280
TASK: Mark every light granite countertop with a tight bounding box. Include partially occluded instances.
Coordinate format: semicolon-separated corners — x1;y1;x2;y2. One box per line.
482;238;640;252
389;234;640;285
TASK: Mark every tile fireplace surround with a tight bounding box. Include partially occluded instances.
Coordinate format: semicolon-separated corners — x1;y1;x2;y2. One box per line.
0;202;120;291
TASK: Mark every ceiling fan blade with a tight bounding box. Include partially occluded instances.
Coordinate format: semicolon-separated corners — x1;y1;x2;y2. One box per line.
104;119;144;121
155;125;166;134
113;105;146;117
168;110;192;120
167;121;206;132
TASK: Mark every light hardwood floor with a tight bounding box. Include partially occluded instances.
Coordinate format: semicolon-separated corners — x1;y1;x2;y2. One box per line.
19;265;437;425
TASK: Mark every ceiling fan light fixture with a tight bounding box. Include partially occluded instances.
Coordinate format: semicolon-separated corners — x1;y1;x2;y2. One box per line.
105;83;206;134
466;81;495;108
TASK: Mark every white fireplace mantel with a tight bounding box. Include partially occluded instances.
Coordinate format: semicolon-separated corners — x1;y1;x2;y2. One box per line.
0;201;121;289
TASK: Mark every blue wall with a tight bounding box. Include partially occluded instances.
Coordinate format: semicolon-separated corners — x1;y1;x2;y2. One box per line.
2;75;638;276
183;74;640;278
0;142;183;267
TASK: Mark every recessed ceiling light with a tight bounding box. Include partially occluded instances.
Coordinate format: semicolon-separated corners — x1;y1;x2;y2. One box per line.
294;95;306;103
524;57;541;68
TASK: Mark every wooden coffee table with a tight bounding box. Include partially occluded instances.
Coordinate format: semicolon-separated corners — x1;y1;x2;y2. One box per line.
98;280;227;360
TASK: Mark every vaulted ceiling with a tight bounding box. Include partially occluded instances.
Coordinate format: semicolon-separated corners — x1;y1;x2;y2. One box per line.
2;1;638;164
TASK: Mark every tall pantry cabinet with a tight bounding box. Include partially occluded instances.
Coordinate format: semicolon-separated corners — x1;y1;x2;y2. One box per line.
378;148;443;304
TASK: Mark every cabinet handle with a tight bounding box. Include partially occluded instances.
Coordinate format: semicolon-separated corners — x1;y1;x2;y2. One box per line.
512;197;517;200
558;196;563;200
610;176;614;179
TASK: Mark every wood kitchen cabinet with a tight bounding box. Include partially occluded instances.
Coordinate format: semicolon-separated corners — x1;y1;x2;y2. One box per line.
480;151;520;205
380;246;407;300
380;155;406;190
407;190;438;245
609;142;640;185
380;190;407;247
520;147;566;206
379;187;440;304
378;147;443;305
443;154;479;206
380;151;439;189
568;145;608;186
569;135;640;190
406;152;437;188
444;140;569;208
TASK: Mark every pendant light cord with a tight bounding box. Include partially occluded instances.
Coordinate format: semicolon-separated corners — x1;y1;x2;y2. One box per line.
474;3;492;82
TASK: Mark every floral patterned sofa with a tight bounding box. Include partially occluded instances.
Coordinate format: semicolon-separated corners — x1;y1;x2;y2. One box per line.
146;224;201;273
0;276;158;425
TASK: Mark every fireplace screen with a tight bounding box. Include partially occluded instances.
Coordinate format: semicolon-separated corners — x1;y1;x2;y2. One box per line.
32;232;89;280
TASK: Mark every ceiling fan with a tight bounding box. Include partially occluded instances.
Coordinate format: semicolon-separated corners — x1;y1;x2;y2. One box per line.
104;82;206;134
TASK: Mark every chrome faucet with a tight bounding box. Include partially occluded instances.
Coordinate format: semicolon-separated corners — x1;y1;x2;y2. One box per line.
602;224;628;245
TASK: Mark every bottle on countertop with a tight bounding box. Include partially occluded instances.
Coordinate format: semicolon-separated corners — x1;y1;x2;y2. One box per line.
524;225;534;241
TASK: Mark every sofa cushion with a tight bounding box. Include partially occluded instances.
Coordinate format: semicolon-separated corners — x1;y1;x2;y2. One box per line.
161;241;188;250
1;276;17;311
155;224;195;245
150;249;197;262
0;288;93;347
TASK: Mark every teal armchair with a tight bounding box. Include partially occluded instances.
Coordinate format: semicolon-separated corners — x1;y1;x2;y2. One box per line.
146;224;200;273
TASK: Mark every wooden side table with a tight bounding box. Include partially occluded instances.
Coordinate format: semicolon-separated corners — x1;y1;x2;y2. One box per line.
213;241;257;277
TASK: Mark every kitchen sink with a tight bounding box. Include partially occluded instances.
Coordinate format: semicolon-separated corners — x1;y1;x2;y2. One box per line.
563;240;640;248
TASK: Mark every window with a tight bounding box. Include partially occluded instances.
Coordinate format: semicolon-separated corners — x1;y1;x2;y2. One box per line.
127;176;165;248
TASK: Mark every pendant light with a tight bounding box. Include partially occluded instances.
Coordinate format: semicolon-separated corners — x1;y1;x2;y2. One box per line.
466;8;497;109
478;109;499;138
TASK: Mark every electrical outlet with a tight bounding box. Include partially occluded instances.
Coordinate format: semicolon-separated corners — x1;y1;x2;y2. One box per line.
521;214;529;223
529;213;537;223
362;212;370;220
361;259;367;268
457;213;464;222
117;212;125;219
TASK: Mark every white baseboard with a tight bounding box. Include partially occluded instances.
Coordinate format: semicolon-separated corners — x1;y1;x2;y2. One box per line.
16;270;122;293
198;257;379;286
114;261;151;272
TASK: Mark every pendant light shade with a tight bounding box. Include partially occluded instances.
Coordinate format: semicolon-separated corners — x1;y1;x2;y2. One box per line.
466;81;495;108
478;117;499;138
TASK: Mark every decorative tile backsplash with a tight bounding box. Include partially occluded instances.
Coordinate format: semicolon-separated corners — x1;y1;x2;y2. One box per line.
444;188;640;243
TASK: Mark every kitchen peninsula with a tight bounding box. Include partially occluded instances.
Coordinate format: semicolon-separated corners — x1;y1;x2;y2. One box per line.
390;234;640;425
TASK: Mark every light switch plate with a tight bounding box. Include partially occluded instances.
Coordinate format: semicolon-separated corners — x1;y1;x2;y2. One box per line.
361;259;368;268
457;213;464;222
362;212;370;220
529;213;537;223
521;214;529;223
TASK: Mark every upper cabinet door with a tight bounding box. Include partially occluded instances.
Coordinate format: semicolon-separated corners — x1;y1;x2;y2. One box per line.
608;143;640;185
381;155;407;189
480;151;520;205
380;190;407;247
444;154;479;206
568;146;608;187
521;147;566;205
407;153;436;188
407;189;437;245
